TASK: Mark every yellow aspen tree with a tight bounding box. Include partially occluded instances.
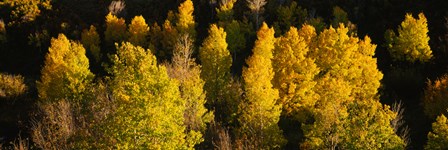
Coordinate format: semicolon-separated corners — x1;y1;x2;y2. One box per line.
386;13;433;63
128;15;149;47
310;24;382;100
104;13;127;44
238;22;286;149
106;42;197;149
176;0;196;37
37;34;93;102
166;34;213;143
342;99;405;149
300;76;352;150
426;114;448;150
272;25;319;119
199;24;232;104
81;25;101;62
301;24;401;149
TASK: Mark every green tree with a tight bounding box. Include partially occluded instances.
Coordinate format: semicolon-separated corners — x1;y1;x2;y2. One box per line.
386;13;432;63
216;0;237;23
105;42;197;149
273;1;307;34
199;24;232;105
128;15;149;47
81;25;101;62
426;114;448;150
238;23;285;149
37;34;93;102
104;13;127;44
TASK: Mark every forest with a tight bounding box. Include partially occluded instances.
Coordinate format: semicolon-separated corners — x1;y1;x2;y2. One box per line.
1;0;448;149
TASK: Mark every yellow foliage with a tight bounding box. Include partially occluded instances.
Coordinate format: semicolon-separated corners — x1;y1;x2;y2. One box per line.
166;34;213;140
426;114;448;150
37;34;93;102
0;73;26;98
81;25;101;62
128;15;149;47
104;13;127;44
0;0;51;25
387;13;433;63
199;24;232;102
239;22;286;149
107;42;195;149
176;0;196;37
273;25;319;118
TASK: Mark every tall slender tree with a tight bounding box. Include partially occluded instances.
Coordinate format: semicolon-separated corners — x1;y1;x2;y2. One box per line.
199;24;232;106
238;22;285;149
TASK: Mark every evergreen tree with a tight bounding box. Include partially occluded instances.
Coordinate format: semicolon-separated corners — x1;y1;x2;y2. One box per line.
238;23;285;149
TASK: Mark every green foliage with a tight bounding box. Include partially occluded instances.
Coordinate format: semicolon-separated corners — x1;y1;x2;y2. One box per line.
105;42;196;149
81;25;101;62
426;114;448;150
331;6;349;28
273;1;307;34
199;24;232;103
104;13;127;44
0;73;26;98
128;15;149;47
386;13;433;63
423;75;448;119
37;34;93;102
238;23;286;149
216;0;237;23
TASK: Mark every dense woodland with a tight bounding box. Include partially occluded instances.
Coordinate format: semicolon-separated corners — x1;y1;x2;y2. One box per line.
2;0;448;149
